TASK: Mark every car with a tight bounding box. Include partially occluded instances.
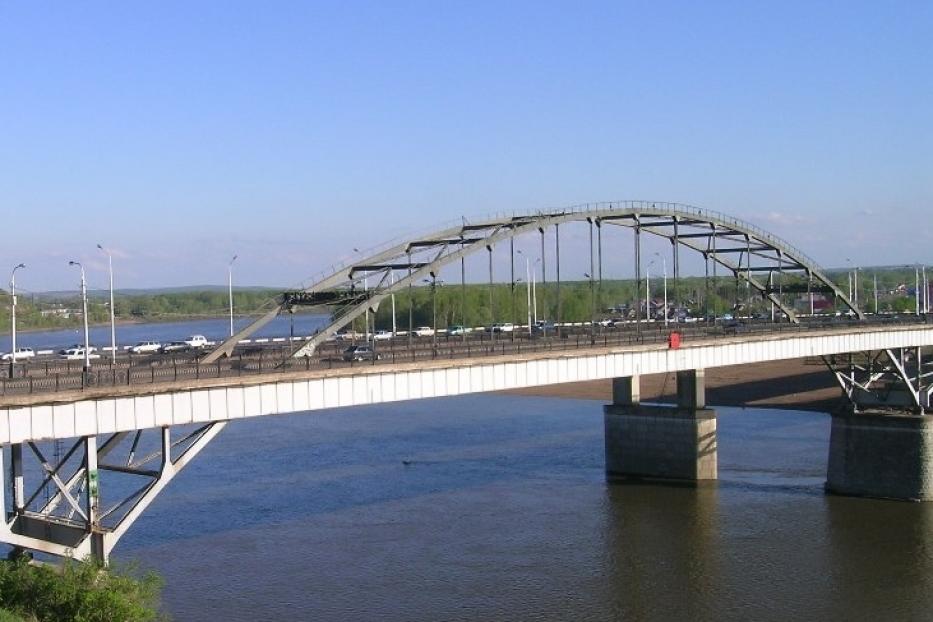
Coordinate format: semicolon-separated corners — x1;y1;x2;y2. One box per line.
342;345;380;362
532;321;556;334
1;347;35;361
129;341;162;354
160;341;190;353
596;318;616;327
60;348;101;361
414;326;435;337
447;325;469;336
58;344;97;355
372;330;394;341
333;330;359;341
184;335;209;349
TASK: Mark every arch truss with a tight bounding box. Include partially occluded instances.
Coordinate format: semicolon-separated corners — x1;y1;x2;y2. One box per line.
204;201;862;363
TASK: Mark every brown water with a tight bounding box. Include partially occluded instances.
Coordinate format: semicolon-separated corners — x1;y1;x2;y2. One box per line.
115;395;933;621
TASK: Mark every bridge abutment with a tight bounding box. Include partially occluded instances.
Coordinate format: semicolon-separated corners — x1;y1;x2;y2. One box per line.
826;410;933;501
604;371;717;483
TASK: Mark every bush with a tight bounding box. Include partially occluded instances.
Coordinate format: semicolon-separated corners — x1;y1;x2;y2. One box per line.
0;609;25;622
0;558;164;622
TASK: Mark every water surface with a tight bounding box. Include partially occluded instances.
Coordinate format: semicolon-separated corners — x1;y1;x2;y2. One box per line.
106;395;933;621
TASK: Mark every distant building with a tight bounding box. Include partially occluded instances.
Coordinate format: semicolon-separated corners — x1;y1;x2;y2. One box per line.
40;307;75;319
795;293;832;312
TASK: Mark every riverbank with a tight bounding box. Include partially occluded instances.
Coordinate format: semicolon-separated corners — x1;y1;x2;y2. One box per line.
506;357;841;412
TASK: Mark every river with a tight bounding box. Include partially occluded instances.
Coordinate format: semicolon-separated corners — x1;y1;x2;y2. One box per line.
99;394;933;621
0;314;331;353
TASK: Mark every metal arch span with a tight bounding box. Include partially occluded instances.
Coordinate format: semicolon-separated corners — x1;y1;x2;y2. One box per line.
203;200;862;362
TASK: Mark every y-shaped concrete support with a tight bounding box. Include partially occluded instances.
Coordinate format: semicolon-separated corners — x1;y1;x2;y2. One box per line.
0;421;225;564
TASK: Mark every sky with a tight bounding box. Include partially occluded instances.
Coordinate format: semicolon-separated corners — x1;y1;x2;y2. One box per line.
0;1;930;293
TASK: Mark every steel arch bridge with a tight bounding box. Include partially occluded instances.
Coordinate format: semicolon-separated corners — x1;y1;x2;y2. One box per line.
204;200;862;363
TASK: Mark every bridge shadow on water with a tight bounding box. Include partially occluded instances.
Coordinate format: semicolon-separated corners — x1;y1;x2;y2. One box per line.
119;394;835;554
118;394;608;551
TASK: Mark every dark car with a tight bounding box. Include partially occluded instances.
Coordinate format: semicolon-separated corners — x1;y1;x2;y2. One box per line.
342;345;380;362
160;341;190;354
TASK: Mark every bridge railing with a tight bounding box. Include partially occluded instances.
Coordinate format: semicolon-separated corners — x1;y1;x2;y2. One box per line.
0;315;927;400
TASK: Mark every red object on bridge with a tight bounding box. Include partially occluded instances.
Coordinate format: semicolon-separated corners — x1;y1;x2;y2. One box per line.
668;331;682;349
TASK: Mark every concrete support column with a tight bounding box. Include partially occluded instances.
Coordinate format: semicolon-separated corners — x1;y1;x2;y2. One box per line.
604;371;717;483
10;444;24;514
612;375;641;406
826;411;933;501
677;369;706;409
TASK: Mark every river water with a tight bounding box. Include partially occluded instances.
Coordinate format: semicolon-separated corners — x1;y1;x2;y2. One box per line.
102;395;933;621
0;314;330;353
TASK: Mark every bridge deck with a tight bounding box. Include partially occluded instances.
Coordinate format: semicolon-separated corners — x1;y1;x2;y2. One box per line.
2;322;932;445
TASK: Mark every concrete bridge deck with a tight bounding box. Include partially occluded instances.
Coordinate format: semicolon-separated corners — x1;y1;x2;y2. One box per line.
2;321;931;445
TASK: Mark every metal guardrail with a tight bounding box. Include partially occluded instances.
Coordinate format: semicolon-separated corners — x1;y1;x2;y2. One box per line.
0;315;928;400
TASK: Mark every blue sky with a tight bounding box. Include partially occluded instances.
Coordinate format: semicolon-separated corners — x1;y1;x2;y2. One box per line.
1;1;930;292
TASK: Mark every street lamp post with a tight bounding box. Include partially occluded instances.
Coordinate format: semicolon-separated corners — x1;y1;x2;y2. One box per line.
390;272;397;336
424;275;439;352
854;267;860;307
524;262;532;333
845;258;852;302
68;261;91;374
531;267;537;324
923;265;928;314
646;264;651;323
97;244;117;364
584;272;596;342
654;252;668;327
9;263;25;379
228;255;237;337
517;250;539;334
916;265;921;316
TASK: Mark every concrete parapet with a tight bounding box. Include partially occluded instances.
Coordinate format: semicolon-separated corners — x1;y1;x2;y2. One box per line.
826;411;933;501
604;404;718;483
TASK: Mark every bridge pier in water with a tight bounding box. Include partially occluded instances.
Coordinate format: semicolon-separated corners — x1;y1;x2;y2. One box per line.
823;347;933;501
826;412;933;501
603;370;717;484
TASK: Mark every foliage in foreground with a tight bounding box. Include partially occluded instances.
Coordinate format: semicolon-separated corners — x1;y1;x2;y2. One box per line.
0;558;165;622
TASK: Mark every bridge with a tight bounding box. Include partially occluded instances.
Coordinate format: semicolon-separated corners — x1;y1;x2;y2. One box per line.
1;201;931;563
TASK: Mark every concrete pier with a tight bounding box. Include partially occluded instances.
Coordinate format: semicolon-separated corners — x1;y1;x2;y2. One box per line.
604;371;718;483
826;411;933;501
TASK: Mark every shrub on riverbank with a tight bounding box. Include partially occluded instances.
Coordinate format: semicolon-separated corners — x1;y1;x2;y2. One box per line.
0;558;164;622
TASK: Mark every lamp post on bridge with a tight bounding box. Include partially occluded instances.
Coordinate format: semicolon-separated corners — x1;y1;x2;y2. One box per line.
923;265;928;314
654;252;668;327
916;265;921;316
645;260;653;324
228;255;237;337
68;261;92;374
97;244;117;364
516;250;539;334
9;263;25;379
423;274;441;352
